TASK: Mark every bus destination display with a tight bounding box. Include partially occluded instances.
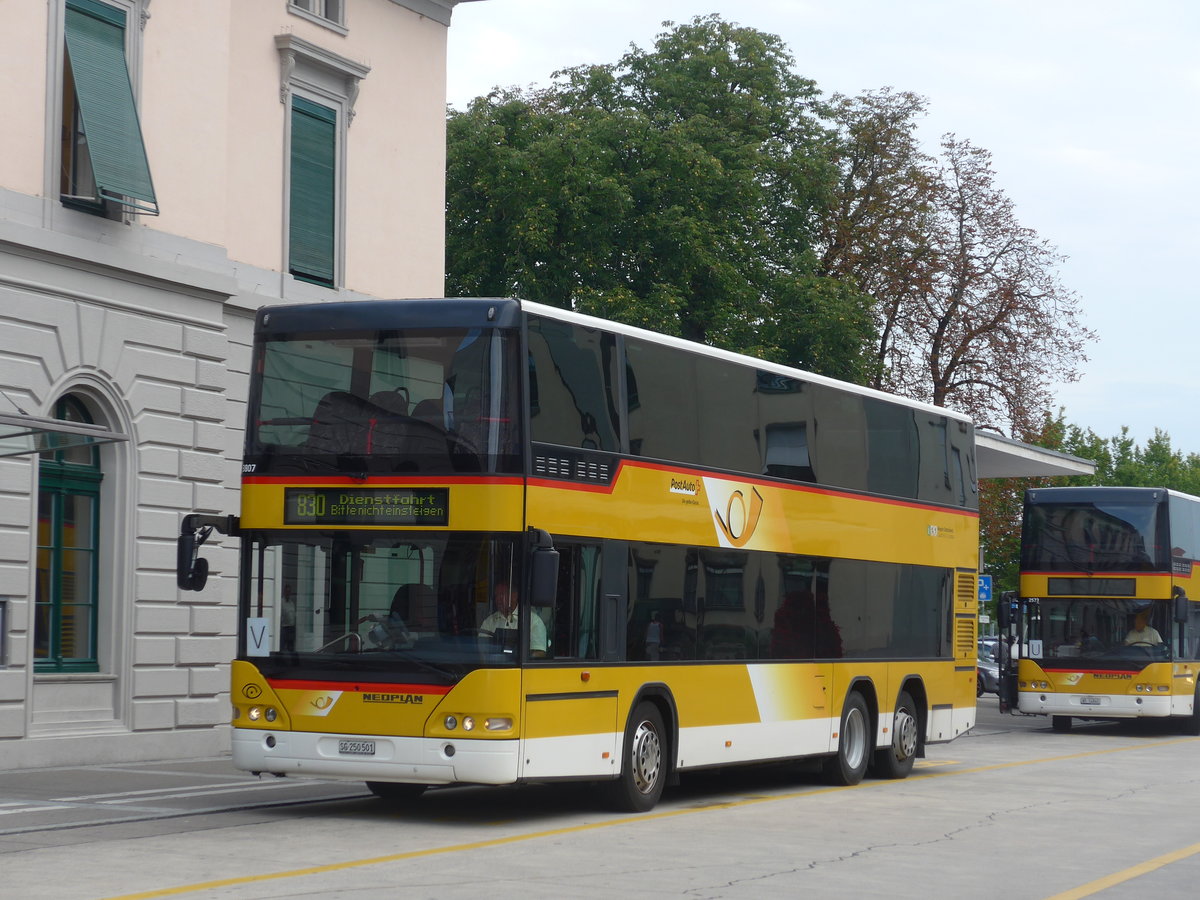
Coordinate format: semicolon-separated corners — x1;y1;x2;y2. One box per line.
284;488;449;526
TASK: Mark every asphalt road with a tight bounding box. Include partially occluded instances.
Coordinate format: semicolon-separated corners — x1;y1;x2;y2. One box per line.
3;697;1199;899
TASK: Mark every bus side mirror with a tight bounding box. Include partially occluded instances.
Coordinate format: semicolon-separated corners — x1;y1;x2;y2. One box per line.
1175;588;1189;624
528;528;559;608
997;591;1016;630
177;514;239;592
177;533;209;591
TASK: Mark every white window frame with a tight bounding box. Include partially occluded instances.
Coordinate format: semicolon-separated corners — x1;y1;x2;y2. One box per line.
287;0;348;35
275;34;369;291
45;0;151;223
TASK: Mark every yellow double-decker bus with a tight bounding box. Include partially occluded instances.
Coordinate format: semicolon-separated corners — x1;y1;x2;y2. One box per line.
1006;486;1200;733
178;298;981;811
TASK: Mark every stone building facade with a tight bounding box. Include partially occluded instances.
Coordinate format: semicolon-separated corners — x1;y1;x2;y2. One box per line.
0;0;475;769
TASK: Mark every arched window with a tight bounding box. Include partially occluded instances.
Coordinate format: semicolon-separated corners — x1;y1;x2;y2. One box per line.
35;395;103;672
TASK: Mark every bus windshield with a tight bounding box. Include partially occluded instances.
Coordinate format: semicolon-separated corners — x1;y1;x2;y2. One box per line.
1026;596;1170;666
1021;499;1166;572
246;327;520;475
241;532;528;679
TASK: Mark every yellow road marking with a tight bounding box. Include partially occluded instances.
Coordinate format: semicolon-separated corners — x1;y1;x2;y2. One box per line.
1043;840;1200;899
104;736;1200;900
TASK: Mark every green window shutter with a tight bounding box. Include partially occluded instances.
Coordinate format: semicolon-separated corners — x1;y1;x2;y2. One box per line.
64;0;159;214
289;96;338;286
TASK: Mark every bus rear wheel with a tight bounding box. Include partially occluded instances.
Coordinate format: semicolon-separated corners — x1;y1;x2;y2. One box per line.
605;701;667;813
871;690;918;779
823;692;870;786
366;781;426;802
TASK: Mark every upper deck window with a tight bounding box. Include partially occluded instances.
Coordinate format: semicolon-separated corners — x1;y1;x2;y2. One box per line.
247;328;520;475
1022;498;1168;572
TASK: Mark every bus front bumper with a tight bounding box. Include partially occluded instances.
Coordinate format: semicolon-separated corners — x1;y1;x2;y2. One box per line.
1017;692;1173;718
231;727;520;785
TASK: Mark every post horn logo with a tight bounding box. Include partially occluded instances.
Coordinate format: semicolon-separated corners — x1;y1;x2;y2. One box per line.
713;486;765;548
241;684;263;699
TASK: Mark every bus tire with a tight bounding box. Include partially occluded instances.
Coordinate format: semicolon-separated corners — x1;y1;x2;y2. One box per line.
871;690;918;780
1182;687;1200;736
1051;715;1072;732
605;701;667;813
823;691;870;786
366;781;426;802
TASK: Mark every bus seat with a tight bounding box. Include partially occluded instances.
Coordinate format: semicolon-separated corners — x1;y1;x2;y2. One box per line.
412;398;444;426
369;388;409;418
306;391;370;455
405;584;438;630
368;418;452;470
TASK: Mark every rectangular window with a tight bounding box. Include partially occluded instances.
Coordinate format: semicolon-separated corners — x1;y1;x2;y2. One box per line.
289;96;337;286
626;340;700;464
61;0;158;215
527;316;620;452
289;0;345;28
36;460;102;672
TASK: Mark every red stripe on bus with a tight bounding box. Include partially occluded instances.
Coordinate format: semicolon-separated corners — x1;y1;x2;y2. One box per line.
532;458;980;516
267;679;452;695
1020;570;1170;578
243;475;523;486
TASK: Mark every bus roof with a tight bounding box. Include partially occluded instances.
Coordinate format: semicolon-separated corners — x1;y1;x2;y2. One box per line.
517;299;975;426
257;296;971;424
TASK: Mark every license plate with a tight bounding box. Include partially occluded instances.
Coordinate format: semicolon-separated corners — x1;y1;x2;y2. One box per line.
338;739;376;755
1079;696;1102;706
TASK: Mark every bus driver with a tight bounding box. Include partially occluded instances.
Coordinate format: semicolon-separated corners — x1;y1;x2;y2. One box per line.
479;584;547;658
1124;610;1163;646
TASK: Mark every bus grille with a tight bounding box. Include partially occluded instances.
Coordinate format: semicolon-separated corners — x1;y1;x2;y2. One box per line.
955;572;978;658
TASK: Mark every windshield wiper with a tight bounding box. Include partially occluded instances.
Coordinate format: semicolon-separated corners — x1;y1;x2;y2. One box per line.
359;647;463;682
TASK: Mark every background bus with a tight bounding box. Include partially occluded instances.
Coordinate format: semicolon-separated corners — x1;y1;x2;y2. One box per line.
1006;486;1200;732
179;298;982;811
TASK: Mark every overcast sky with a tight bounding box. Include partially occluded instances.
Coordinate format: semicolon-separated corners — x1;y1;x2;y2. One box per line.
447;0;1200;455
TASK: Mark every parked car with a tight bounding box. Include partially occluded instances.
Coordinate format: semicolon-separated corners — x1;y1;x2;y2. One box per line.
979;636;1019;662
977;653;1000;697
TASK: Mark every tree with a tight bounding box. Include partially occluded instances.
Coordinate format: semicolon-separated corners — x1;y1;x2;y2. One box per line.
818;90;1095;434
816;89;939;387
980;414;1200;591
446;15;877;380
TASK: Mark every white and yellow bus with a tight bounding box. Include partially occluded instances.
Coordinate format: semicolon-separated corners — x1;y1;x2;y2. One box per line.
179;298;981;811
1008;486;1200;733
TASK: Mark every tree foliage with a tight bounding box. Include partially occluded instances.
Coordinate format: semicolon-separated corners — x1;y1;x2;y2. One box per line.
447;14;1093;425
818;91;1095;434
446;15;876;381
981;415;1200;591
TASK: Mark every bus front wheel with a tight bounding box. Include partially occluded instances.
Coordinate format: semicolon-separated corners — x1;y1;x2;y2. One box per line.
605;701;667;813
871;690;918;779
1182;686;1200;736
823;692;870;786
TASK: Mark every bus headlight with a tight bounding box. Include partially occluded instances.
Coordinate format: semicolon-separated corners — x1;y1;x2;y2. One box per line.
248;706;262;721
485;717;513;731
444;715;458;730
462;716;475;731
